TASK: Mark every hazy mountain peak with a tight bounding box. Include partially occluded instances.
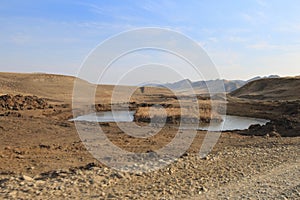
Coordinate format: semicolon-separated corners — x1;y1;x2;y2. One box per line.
143;75;281;94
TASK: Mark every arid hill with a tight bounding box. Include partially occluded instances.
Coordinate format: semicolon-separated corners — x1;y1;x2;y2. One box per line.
230;76;300;100
0;72;78;102
227;76;300;137
0;72;173;104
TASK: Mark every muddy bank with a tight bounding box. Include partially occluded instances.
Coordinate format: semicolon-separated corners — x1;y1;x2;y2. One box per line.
227;97;300;137
238;118;300;137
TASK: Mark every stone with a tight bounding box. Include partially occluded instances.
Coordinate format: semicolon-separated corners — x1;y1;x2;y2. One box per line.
8;191;17;198
107;193;117;199
199;186;208;193
21;175;34;182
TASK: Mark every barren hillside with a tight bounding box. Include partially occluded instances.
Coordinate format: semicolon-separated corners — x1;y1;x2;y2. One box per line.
0;72;173;104
230;76;300;100
0;73;78;102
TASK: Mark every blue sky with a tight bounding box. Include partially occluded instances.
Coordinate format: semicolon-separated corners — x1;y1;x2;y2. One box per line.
1;0;300;82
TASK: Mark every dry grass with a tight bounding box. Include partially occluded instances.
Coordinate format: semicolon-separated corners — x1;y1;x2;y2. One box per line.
134;104;221;123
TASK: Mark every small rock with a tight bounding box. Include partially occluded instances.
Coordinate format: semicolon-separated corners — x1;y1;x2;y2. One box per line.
39;144;51;149
27;166;35;171
198;186;208;193
110;172;125;179
107;193;116;199
16;155;25;159
8;191;17;198
21;175;34;181
4;146;11;150
35;180;45;185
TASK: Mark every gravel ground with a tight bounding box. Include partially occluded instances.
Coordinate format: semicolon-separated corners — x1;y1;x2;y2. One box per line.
1;136;299;199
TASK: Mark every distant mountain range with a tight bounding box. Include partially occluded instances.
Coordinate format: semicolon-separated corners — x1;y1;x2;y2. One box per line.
144;75;280;93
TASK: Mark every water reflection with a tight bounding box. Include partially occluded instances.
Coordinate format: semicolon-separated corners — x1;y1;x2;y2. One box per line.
72;111;269;131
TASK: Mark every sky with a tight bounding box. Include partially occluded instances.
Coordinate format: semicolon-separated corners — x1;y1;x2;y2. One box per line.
1;0;300;84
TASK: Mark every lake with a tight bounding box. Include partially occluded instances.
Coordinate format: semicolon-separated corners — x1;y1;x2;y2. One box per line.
196;115;269;131
71;111;135;122
71;111;269;131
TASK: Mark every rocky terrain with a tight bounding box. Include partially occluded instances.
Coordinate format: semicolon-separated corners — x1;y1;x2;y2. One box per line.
227;77;300;137
0;94;49;111
0;72;299;199
1;127;299;199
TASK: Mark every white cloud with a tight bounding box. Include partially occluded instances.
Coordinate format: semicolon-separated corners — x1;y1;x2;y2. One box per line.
10;33;30;45
208;37;218;43
254;52;300;76
241;11;267;25
247;41;300;51
208;48;244;78
256;0;268;7
227;36;248;43
276;22;300;33
76;21;136;32
247;41;279;50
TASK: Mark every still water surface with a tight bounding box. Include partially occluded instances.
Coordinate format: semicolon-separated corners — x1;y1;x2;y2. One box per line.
72;111;269;131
